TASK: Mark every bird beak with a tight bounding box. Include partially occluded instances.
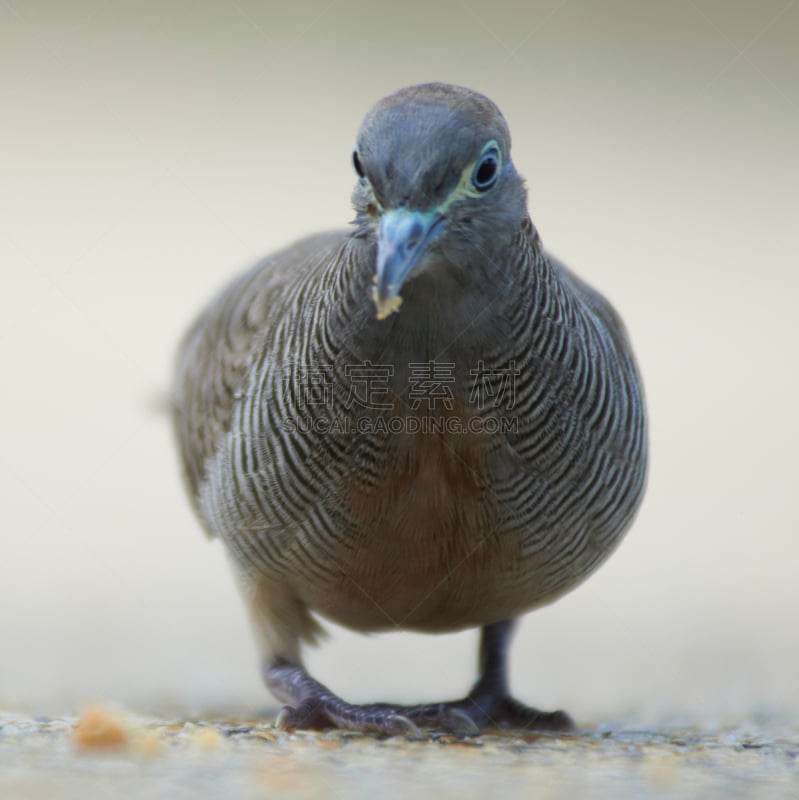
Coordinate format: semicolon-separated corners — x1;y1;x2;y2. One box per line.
373;208;444;319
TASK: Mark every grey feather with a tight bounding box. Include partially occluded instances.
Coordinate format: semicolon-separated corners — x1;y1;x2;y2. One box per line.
172;82;647;664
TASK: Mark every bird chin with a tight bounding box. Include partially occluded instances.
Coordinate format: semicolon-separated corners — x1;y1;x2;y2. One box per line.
371;252;442;320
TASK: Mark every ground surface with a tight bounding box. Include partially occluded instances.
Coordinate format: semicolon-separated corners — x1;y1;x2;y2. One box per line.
1;708;797;799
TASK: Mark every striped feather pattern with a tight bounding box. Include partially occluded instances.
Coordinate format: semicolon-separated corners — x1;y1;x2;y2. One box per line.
173;218;647;649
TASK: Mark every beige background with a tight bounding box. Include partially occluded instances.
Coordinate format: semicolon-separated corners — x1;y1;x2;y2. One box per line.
1;1;797;725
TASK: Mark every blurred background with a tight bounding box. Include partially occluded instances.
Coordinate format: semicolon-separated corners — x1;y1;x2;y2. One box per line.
1;0;797;725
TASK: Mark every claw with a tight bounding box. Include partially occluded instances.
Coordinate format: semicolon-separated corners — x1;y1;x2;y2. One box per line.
444;707;481;736
546;710;576;733
275;705;296;731
385;714;423;740
264;654;572;738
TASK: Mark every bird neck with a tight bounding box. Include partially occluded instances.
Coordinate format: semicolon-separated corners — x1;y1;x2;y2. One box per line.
321;223;543;392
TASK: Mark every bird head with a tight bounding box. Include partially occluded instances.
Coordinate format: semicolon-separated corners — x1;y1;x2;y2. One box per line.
351;83;528;320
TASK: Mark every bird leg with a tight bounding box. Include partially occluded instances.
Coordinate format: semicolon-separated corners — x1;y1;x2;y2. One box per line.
455;619;575;733
264;620;575;737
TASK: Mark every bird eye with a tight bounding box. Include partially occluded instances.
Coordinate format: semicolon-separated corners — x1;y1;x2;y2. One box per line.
352;150;365;179
472;147;500;192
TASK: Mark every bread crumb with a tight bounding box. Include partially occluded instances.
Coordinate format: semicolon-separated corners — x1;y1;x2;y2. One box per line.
317;738;342;750
190;725;225;751
133;730;164;758
73;706;130;751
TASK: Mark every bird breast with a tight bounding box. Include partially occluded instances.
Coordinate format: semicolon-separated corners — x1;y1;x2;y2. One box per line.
298;404;525;633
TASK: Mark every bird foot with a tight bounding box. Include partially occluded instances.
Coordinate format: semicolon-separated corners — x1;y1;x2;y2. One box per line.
275;699;426;739
460;691;575;733
265;658;574;738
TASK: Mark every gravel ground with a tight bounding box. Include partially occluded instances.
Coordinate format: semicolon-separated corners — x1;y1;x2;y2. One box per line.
1;707;797;799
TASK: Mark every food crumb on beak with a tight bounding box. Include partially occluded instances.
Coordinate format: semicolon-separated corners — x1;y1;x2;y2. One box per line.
372;285;403;319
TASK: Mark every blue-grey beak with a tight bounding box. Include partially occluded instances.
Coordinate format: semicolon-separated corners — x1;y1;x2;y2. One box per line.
373;208;444;319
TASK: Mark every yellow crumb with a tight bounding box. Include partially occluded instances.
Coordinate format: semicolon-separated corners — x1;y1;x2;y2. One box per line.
73;706;130;751
132;730;164;758
372;286;403;319
190;725;226;751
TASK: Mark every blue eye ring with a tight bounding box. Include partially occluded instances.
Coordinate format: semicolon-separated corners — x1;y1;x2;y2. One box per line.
472;145;501;191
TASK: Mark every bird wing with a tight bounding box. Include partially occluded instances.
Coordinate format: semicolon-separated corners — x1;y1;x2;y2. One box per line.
172;231;346;515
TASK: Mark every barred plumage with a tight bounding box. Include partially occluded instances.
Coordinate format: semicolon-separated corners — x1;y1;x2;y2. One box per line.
173;83;647;735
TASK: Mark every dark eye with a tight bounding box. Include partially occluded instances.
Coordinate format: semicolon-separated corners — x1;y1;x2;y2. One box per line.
472;148;500;191
352;150;365;179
